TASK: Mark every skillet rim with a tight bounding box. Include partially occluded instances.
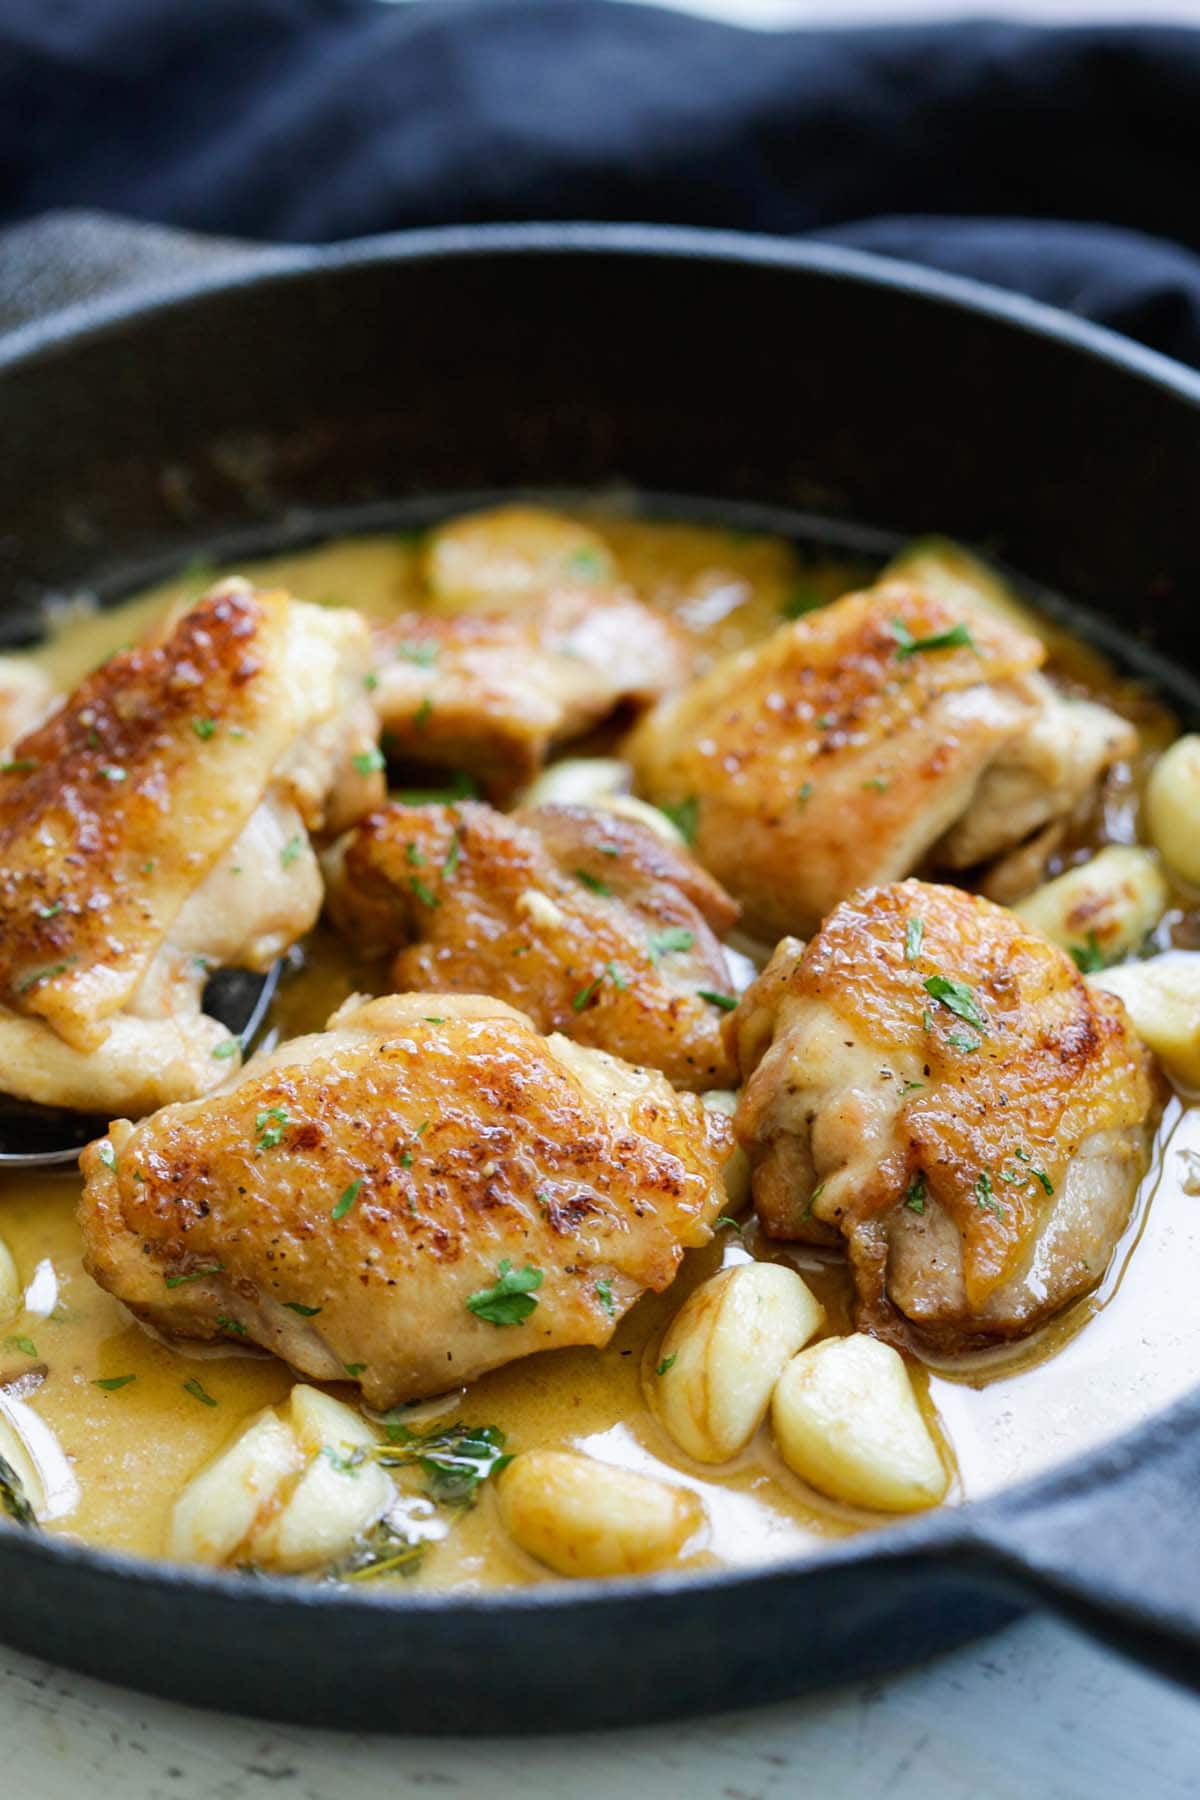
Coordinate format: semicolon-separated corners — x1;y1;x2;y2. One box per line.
1;217;1198;1629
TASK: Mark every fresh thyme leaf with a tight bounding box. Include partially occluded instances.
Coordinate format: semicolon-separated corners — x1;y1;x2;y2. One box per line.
373;1420;511;1508
656;1354;677;1376
697;989;738;1012
321;1443;366;1477
284;1301;322;1317
574;868;612;896
648;927;695;963
466;1260;543;1327
332;1179;363;1222
905;917;924;964
352;746;386;775
0;1453;36;1528
255;1105;289;1151
1070;931;1106;974
325;1519;427;1584
904;1173;927;1214
280;834;304;868
1030;1168;1055;1196
92;1374;136;1391
892;618;977;659
662;796;699;844
923;974;987;1032
183;1377;217;1407
165;1264;224;1289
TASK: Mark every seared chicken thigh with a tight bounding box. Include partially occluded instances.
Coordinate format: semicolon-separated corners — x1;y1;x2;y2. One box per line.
324;799;740;1089
79;992;731;1407
627;581;1134;940
371;590;688;801
0;581;380;1114
729;881;1158;1353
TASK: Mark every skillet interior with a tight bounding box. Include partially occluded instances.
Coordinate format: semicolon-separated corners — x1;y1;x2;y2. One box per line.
1;223;1200;1730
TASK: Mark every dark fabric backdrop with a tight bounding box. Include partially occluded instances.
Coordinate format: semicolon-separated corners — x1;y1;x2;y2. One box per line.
3;0;1200;362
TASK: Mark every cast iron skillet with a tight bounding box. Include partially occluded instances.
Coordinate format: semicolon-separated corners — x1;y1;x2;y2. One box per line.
1;215;1199;1733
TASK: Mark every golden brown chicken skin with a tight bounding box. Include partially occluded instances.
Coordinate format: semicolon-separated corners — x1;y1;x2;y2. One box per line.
729;880;1159;1354
324;799;740;1090
627;580;1133;941
371;589;689;802
79;993;732;1408
0;582;380;1113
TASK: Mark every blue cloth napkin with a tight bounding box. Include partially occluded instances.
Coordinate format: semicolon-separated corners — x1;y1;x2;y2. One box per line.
4;0;1200;362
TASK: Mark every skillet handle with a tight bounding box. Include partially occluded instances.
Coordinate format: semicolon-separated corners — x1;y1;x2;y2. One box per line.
0;209;267;339
961;1390;1200;1690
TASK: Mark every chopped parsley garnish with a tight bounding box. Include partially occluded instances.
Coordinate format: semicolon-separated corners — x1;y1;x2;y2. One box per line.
974;1169;1004;1216
352;746;386;775
92;1374;136;1391
662;796;699;844
321;1444;365;1476
572;973;603;1011
400;1150;414;1169
37;902;62;919
904;1173;927;1215
574;868;612;897
923;974;988;1032
947;1031;982;1053
797;781;814;807
284;1300;322;1317
216;1314;248;1337
862;776;889;793
1070;932;1106;974
900;1078;925;1094
656;1354;678;1376
255;1106;289;1151
100;765;127;783
280;834;304;868
413;696;434;729
648;927;695;963
343;1362;367;1377
715;1215;745;1234
564;546;607;581
698;989;738;1012
3;1335;37;1358
165;1264;224;1289
97;1140;116;1170
424;1015;445;1024
363;671;380;691
905;917;924;963
332;1178;363;1222
406;842;425;866
466;1259;543;1326
606;960;629;990
183;1377;217;1407
0;1453;36;1528
16;958;76;992
191;717;217;740
443;832;462;877
1;757;36;774
396;640;439;667
409;876;439;908
800;1179;826;1222
891;618;977;659
596;1279;616;1318
212;1039;240;1060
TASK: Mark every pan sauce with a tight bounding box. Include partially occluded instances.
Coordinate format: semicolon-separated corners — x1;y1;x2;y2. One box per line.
2;514;1198;1588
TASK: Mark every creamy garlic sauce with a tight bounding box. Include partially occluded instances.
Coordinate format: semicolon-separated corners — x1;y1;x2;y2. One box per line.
0;515;1194;1587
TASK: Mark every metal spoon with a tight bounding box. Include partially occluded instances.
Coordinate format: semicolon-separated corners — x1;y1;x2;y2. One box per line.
0;962;281;1170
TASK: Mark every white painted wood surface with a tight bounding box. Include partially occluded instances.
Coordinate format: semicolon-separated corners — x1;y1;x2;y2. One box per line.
4;1612;1200;1797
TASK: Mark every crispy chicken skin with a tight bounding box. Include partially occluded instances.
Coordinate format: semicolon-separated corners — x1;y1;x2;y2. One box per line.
78;992;732;1407
0;581;381;1113
371;590;689;801
729;881;1158;1353
324;799;740;1089
627;580;1134;941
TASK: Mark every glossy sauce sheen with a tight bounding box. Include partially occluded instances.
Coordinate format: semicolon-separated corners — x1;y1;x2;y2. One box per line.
1;517;1197;1588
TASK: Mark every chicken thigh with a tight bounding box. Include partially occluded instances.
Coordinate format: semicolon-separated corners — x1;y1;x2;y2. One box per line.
324;798;740;1089
371;589;689;801
729;880;1158;1354
0;581;381;1114
79;992;732;1407
627;580;1134;941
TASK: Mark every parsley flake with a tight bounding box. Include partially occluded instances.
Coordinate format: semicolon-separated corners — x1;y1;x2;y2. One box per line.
280;834;304;869
396;640;439;667
212;1039;240;1060
905;917;924;963
92;1374;136;1391
698;989;738;1012
662;796;699;844
3;1335;37;1358
165;1264;224;1289
595;1279;616;1318
923;974;988;1032
97;1140;116;1170
575;868;612;896
353;746;386;776
332;1179;363;1222
191;717;217;741
904;1173;927;1215
1070;931;1106;974
974;1169;1004;1217
409;876;439;908
284;1301;323;1317
656;1354;677;1377
648;927;695;963
183;1377;217;1407
255;1106;289;1151
892;618;977;659
466;1259;543;1327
